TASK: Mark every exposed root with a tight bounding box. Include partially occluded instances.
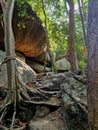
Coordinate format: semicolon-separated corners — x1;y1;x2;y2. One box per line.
14;125;26;130
0;125;8;130
0;106;8;124
0;102;10;119
0;123;26;130
0;96;9;113
0;71;87;130
10;111;16;130
22;99;59;106
0;71;64;129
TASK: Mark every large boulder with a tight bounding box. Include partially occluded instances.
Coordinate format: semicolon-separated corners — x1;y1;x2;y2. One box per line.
0;50;36;88
0;2;47;57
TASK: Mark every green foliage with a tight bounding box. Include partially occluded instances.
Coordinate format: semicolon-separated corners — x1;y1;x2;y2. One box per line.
0;14;3;19
17;22;25;29
15;0;88;71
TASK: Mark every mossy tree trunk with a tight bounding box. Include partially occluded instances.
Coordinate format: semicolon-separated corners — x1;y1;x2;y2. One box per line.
0;0;16;129
4;0;16;104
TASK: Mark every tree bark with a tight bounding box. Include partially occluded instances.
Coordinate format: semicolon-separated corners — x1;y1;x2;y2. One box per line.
87;0;98;129
4;0;16;103
0;0;6;13
77;0;87;44
67;0;78;71
41;0;56;72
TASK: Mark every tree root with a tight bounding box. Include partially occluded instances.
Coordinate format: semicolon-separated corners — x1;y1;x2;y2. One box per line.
0;124;26;130
0;71;61;129
14;125;26;130
0;96;9;113
0;125;8;130
0;106;8;123
10;111;16;130
1;71;86;129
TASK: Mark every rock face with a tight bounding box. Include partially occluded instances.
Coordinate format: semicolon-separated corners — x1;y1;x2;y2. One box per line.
0;50;36;88
61;72;87;130
25;72;87;130
0;50;87;129
0;2;47;57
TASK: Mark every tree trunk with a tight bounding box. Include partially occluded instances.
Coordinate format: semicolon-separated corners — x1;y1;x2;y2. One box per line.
41;0;56;72
77;0;87;44
87;0;98;129
4;0;16;103
67;0;78;71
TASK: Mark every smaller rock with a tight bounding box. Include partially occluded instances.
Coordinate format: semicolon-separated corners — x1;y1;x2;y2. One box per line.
26;60;51;73
27;108;65;130
34;106;50;118
56;58;70;72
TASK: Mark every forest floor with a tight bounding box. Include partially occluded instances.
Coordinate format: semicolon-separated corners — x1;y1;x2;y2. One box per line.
0;50;87;130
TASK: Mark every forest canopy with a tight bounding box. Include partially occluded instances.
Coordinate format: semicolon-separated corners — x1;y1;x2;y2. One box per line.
27;0;88;70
